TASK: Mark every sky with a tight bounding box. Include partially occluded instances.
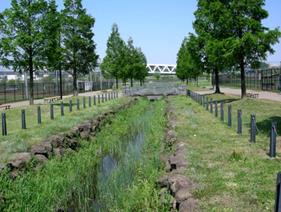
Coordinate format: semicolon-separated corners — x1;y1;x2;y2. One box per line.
0;0;280;65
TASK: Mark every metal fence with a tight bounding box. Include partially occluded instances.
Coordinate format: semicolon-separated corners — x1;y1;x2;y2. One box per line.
218;68;281;91
0;80;114;104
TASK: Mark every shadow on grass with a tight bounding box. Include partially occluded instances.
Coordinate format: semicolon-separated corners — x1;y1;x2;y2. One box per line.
256;116;281;136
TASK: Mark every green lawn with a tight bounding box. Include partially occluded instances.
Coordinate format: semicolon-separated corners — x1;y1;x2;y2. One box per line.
0;95;129;163
171;96;281;211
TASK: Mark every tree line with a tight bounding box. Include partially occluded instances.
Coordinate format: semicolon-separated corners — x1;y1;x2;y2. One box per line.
100;24;148;89
0;0;97;104
176;0;281;97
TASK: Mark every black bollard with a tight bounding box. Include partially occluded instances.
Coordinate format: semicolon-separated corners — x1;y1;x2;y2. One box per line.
61;102;64;116
77;99;80;110
220;102;224;122
2;113;7;136
50;104;54;120
228;105;232;127
89;96;92;107
237;109;242;134
215;101;218;117
21;109;26;129
69;100;72;112
250;114;256;143
101;94;104;103
206;98;209;111
94;96;96;105
210;99;213;113
270;122;277;158
98;95;100;104
83;96;86;108
275;172;281;212
37;106;42;124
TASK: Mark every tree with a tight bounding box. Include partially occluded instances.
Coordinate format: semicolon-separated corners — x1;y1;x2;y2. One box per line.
100;24;126;89
226;0;281;97
0;0;48;105
61;0;97;95
43;0;63;98
132;47;148;86
193;0;233;93
176;35;201;84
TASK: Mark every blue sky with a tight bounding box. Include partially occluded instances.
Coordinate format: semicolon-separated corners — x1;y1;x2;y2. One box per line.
0;0;280;64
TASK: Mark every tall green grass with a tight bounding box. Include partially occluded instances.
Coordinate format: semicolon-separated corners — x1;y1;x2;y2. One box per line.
0;98;167;211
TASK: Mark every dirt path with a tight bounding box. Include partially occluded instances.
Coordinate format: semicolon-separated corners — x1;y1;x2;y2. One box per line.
0;89;119;110
196;87;281;102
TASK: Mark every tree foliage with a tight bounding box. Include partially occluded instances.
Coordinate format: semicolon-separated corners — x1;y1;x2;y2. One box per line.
100;24;147;88
0;0;48;104
176;34;201;83
61;0;98;95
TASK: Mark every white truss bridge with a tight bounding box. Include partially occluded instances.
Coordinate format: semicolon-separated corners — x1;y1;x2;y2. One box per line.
147;64;176;75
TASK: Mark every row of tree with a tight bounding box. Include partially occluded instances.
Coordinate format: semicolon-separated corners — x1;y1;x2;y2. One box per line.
0;0;97;104
176;0;281;97
100;24;148;88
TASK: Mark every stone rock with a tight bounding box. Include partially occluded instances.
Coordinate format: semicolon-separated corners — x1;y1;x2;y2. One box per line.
169;154;188;170
7;152;32;170
65;138;79;150
49;135;65;148
67;127;79;138
168;175;195;194
157;175;169;188
34;154;48;164
31;142;52;158
179;198;199;212
175;189;192;203
53;148;63;157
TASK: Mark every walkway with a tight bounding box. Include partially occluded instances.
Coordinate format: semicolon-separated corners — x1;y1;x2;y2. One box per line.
0;89;117;110
196;87;281;102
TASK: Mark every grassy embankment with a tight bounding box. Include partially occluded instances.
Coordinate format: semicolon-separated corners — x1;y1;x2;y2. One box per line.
0;95;128;163
171;96;281;211
0;98;168;211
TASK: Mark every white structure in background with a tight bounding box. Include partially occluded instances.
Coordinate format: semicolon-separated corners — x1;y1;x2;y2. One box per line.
147;64;176;75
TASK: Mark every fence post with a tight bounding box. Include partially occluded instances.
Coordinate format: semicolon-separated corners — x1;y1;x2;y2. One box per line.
89;96;92;107
210;99;213;113
61;102;64;116
69;100;72;112
250;114;256;143
102;94;104;103
21;109;26;129
83;96;86;108
228;105;232;127
98;95;100;104
237;109;242;134
117;91;119;98
215;101;218;117
94;96;96;105
206;98;209;111
270;121;277;158
37;106;41;124
77;99;80;110
220;102;224;121
50;104;54;120
275;172;281;212
2;113;7;136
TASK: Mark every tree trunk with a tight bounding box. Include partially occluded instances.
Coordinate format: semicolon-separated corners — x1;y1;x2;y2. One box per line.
73;68;78;96
240;58;246;98
214;68;221;93
186;78;189;85
130;77;133;87
29;57;34;105
115;77;118;89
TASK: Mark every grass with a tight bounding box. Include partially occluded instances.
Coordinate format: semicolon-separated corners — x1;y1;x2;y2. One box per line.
0;98;168;211
0;95;129;163
171;96;281;211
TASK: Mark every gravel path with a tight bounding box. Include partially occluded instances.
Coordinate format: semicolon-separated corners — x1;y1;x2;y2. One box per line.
196;87;281;102
0;89;118;110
